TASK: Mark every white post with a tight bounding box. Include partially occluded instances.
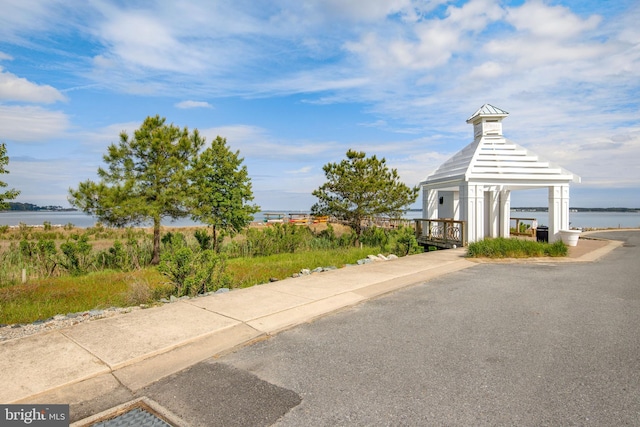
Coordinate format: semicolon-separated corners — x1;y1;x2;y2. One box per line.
452;190;460;221
424;187;438;219
499;189;511;238
460;183;484;243
487;189;500;238
548;185;570;242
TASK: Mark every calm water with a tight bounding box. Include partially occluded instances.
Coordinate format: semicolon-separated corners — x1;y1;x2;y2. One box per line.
1;210;639;229
507;211;640;229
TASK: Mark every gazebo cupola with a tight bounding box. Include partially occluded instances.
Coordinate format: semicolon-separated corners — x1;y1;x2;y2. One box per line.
467;104;509;139
420;104;581;244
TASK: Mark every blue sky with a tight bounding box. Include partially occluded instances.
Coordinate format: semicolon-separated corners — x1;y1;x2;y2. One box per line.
1;0;639;211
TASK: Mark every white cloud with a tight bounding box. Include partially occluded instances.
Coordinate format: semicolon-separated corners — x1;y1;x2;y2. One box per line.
506;0;601;40
345;27;454;72
0;105;69;142
344;0;503;73
469;61;504;79
4;154;104;208
483;38;607;70
200;124;340;160
310;0;414;22
0;67;66;103
175;100;212;109
445;0;504;30
94;11;205;73
0;0;75;42
285;166;313;174
268;0;426;31
77;121;144;154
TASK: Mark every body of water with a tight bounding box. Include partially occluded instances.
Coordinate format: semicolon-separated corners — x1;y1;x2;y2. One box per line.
1;210;639;229
508;211;640;230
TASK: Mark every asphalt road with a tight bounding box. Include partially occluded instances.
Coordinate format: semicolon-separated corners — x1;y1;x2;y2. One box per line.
142;231;640;426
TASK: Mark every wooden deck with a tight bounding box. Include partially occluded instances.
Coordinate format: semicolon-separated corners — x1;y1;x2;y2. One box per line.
510;217;537;237
414;219;466;249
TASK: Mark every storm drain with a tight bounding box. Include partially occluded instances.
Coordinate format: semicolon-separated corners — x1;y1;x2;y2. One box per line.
91;407;170;427
78;400;179;427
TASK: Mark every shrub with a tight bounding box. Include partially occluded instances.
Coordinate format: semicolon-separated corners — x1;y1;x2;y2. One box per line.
18;238;58;277
159;234;231;296
309;223;339;250
391;225;424;256
547;240;568;257
338;230;357;248
360;226;389;248
467;237;568;258
96;239;131;271
194;228;212;250
59;234;93;275
241;223;314;257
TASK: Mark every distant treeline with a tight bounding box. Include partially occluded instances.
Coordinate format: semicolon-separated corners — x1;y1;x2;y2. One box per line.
512;207;639;212
3;202;76;212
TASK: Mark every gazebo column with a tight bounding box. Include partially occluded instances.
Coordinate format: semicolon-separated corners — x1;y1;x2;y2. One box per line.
486;189;500;238
460;183;484;243
423;187;438;219
499;189;511;237
548;184;570;242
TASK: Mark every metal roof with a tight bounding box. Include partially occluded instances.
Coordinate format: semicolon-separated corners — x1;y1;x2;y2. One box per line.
466;104;509;123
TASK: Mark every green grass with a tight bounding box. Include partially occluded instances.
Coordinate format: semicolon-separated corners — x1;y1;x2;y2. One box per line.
466;238;568;258
0;246;382;325
227;247;380;288
0;269;171;325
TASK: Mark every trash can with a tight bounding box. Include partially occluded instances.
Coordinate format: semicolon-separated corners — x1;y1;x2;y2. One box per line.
536;226;548;243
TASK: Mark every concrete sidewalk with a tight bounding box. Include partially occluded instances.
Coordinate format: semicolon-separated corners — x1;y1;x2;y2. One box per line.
0;235;622;409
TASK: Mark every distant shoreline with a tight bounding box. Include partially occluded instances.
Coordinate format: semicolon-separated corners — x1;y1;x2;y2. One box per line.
4;203;639;214
511;207;640;213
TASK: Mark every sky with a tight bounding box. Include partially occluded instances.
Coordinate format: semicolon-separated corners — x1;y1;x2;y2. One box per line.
1;0;639;211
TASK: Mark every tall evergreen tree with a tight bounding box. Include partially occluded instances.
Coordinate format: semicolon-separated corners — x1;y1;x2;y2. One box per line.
0;143;20;210
69;115;204;264
188;136;259;251
311;149;419;240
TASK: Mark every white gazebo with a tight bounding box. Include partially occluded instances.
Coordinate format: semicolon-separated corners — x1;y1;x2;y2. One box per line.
420;104;580;244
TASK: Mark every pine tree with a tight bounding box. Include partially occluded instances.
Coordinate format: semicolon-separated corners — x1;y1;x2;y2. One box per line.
0;143;20;210
188;136;259;251
311;149;418;240
69;115;204;264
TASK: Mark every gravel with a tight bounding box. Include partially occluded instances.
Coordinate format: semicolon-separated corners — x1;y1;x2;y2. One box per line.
0;306;143;342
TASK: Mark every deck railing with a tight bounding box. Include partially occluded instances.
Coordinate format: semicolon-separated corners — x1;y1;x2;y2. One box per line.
414;218;466;248
510;217;537;237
